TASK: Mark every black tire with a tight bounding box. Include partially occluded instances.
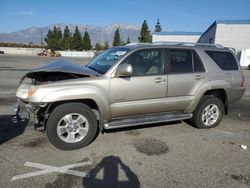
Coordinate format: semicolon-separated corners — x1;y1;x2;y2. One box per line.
46;103;98;150
190;95;224;129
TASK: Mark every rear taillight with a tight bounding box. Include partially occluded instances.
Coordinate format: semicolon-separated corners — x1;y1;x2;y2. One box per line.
240;75;245;87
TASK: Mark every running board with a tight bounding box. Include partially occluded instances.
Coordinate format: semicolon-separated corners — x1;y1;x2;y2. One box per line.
104;112;192;130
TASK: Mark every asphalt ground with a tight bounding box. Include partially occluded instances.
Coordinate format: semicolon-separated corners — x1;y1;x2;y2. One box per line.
0;55;250;188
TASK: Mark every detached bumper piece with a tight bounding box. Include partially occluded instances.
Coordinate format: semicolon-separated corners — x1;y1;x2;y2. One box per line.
11;99;21;122
11;99;31;123
11;99;45;131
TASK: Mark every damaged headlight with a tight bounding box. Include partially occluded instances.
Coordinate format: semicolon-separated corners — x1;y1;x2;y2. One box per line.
16;84;37;99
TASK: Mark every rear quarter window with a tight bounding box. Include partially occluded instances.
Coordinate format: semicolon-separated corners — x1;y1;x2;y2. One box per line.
205;51;239;70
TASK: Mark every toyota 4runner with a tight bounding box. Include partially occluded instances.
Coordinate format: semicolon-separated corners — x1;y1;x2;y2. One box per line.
14;42;246;150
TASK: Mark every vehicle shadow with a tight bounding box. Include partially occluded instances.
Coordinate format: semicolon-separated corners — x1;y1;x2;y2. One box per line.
82;155;140;188
0;115;28;144
228;98;250;121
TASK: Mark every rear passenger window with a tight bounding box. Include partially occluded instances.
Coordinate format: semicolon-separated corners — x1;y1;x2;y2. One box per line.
193;51;205;72
169;50;192;73
206;51;239;70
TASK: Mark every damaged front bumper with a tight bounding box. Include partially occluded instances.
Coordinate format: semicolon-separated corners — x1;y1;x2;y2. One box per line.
12;98;48;130
12;99;20;118
12;99;40;117
11;99;31;123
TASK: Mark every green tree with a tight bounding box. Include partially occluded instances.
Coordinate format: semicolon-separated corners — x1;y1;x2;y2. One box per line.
155;18;162;32
44;29;53;48
95;42;103;51
71;26;83;50
113;28;121;46
61;26;72;50
126;36;130;44
44;26;62;51
138;20;151;43
83;29;92;50
104;41;109;50
55;27;62;50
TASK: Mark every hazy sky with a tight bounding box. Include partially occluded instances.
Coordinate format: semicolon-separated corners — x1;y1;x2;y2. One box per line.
0;0;250;33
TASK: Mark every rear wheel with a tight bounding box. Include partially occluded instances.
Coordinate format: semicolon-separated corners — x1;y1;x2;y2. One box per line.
190;95;224;129
46;103;98;150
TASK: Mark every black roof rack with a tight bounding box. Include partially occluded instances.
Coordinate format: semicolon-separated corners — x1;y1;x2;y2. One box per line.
152;41;224;48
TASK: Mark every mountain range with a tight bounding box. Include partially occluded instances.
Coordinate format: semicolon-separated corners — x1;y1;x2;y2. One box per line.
0;23;142;45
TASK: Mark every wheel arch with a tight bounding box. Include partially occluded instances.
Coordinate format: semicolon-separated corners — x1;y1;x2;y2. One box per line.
39;99;105;131
203;89;228;114
186;87;228;114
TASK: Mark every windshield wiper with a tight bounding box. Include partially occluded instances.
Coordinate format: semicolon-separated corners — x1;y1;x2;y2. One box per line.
87;66;103;74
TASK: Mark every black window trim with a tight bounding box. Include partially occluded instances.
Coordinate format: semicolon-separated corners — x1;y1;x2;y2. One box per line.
192;50;206;73
191;49;194;72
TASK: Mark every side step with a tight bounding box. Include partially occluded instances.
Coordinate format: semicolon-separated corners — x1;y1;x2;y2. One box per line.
104;112;192;130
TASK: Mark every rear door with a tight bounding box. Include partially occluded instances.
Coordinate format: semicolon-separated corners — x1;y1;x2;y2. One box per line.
109;48;167;118
166;48;207;111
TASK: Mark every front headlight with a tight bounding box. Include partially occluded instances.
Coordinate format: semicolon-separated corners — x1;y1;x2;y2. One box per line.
16;84;37;99
28;86;37;97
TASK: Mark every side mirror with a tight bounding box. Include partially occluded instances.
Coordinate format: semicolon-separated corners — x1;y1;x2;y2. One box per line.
116;63;133;77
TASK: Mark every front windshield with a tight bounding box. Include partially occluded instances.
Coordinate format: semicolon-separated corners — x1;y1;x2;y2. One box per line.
87;47;129;74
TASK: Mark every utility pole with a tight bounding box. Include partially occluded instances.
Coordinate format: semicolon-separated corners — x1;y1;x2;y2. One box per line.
101;28;104;45
40;29;44;49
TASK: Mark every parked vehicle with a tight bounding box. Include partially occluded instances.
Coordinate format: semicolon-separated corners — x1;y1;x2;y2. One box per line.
0;50;4;54
14;42;246;150
239;48;250;69
37;49;47;56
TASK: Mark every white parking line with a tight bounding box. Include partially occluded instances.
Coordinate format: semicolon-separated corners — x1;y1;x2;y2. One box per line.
0;91;13;94
11;161;92;181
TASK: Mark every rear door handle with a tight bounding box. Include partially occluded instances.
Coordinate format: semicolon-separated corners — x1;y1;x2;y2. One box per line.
155;77;166;83
195;75;205;80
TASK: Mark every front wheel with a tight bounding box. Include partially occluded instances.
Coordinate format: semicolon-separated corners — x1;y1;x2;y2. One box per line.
190;95;224;129
46;103;98;150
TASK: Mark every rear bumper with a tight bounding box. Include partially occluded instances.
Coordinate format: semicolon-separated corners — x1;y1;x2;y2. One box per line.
227;87;246;104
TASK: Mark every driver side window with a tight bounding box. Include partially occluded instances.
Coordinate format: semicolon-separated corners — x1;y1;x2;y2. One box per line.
123;49;164;76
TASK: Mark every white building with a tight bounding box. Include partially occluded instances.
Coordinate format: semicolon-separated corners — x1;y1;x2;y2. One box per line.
198;20;250;53
152;31;201;43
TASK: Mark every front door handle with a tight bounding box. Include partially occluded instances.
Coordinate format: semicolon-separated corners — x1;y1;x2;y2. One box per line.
155;77;166;83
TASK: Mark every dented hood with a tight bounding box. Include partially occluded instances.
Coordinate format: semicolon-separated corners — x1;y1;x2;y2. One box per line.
20;58;99;82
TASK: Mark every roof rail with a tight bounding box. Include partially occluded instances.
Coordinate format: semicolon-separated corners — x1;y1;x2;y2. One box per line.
188;43;224;48
225;47;236;54
152;41;180;45
152;41;224;48
125;42;150;46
